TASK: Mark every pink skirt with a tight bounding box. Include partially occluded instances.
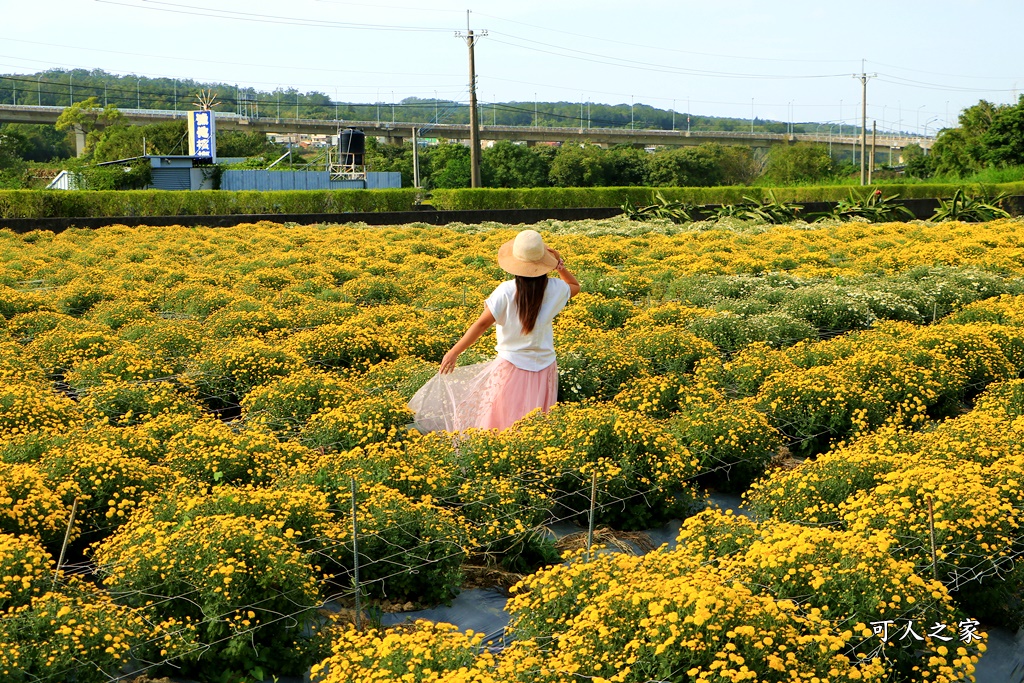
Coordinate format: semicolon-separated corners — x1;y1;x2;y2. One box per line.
408;357;558;433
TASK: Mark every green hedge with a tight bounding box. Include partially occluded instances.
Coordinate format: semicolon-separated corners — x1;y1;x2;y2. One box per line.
5;182;1024;218
429;182;1024;211
0;189;420;219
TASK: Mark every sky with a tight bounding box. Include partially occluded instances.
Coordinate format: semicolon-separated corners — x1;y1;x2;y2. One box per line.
2;0;1023;135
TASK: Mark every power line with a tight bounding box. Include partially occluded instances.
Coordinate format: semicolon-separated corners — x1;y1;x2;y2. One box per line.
489;32;853;81
0;36;462;80
867;59;1024;82
875;73;1020;95
94;0;457;32
476;10;856;65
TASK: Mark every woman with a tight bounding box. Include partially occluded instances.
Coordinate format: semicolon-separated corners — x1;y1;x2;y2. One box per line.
408;229;580;432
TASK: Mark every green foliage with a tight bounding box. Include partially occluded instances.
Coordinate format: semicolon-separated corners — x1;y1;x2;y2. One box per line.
548;144;607;187
782;284;875;333
622;191;698;223
217;130;285;158
645;143;756;187
426;142;471;189
686;312;817;352
931;97;1024;177
982;94;1024;167
481;140;550;188
762;143;833;183
91;119;188;162
0;131;27;189
824;188;916;222
72;160;152;191
735;190;804;223
0;123;72;163
54;97;127;158
0;188;419;218
902;143;935;179
932;187;1012;222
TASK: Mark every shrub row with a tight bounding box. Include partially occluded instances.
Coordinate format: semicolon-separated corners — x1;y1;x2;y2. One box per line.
4;182;1023;218
430;181;1024;211
0;188;420;218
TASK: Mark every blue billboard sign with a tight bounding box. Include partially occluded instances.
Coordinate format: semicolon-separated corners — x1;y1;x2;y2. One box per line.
188;110;216;162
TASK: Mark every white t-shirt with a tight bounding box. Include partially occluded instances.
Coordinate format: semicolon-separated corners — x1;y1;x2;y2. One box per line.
484;278;572;371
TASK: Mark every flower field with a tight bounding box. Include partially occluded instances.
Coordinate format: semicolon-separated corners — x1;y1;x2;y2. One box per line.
1;216;1023;682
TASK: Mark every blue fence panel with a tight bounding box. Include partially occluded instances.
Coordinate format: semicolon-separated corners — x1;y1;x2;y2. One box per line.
221;170;401;192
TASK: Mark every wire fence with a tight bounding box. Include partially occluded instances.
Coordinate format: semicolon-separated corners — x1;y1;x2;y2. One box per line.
3;260;1024;681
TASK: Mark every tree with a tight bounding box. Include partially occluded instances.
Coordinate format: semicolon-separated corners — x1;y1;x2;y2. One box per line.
481;140;549;188
983;95;1024;167
603;145;648;186
931;128;976;177
548;145;606;187
645;144;730;187
54;97;126;158
901;143;935;179
930;99;1002;177
91;120;187;162
0;130;27;188
425;142;471;189
365;136;414;187
715;145;760;185
217;130;281;158
762;143;833;183
0;124;71;162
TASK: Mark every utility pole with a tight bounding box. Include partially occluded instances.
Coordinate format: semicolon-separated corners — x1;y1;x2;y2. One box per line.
412;127;420;188
855;62;875;186
869;120;876;183
456;11;487;188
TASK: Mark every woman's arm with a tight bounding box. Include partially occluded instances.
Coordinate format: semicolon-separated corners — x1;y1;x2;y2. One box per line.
439;306;496;374
547;247;581;298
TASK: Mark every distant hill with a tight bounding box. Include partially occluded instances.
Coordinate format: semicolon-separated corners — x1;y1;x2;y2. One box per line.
0;68;849;134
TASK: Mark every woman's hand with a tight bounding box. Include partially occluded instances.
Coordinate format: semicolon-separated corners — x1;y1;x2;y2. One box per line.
546;246;562;261
439;349;460;374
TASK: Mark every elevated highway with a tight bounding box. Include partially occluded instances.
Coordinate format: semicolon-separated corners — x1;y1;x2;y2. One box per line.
0;103;934;157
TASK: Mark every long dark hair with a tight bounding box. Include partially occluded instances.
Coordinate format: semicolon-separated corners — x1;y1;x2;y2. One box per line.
514;274;548;333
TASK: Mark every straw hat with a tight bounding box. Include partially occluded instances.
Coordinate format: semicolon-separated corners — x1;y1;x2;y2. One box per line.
497;229;559;277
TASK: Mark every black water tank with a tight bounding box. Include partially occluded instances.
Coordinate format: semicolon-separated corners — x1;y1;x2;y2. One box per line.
338;128;365;166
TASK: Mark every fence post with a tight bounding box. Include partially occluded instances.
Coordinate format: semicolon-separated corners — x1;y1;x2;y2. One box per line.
927;495;938;581
351;477;361;631
586;472;597;561
53;497;79;591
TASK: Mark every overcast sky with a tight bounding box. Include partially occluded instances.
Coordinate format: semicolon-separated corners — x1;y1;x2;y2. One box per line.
2;0;1022;134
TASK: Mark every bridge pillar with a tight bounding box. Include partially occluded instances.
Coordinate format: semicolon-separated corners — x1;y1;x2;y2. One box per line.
389;136;404;146
73;124;87;157
525;140;536;147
